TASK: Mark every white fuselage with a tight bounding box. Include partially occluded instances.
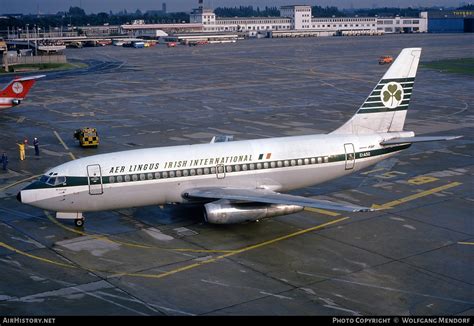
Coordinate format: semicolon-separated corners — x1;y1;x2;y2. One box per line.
19;131;411;213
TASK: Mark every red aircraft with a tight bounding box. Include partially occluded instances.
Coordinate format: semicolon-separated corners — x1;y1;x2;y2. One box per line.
0;75;45;110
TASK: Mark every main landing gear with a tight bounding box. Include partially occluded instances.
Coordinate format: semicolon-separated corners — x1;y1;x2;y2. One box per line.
74;218;85;228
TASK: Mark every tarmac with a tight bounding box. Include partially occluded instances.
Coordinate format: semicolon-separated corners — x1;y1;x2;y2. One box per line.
0;33;473;315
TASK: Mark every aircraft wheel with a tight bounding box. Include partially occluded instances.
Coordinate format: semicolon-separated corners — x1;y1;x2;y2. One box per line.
75;218;84;228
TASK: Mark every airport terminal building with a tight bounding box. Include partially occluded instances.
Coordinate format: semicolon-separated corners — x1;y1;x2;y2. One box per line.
121;5;427;38
187;5;427;36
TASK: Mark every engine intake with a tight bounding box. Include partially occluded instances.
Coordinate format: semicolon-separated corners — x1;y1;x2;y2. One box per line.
204;199;303;224
12;99;21;105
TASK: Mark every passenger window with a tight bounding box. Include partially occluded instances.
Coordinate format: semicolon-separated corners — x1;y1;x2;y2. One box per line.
169;171;175;178
277;161;283;167
249;164;255;170
132;174;138;181
117;175;123;182
317;157;322;163
109;176;115;183
304;159;309;165
324;157;329;163
140;174;146;181
183;170;189;176
154;172;160;179
190;169;196;176
162;172;168;178
226;166;232;172
242;164;248;171
204;168;210;174
124;175;131;182
297;159;302;165
176;170;182;177
284;160;289;167
291;160;296;166
270;162;276;168
210;167;216;174
147;173;153;180
263;162;268;169
235;165;241;172
311;158;316;164
197;169;203;175
256;163;262;169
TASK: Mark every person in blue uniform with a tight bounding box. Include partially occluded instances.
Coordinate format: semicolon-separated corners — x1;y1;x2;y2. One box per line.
34;138;40;156
1;152;8;171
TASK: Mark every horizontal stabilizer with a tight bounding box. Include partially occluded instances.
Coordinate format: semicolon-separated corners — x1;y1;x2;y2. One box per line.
381;136;462;145
13;75;46;82
183;187;375;213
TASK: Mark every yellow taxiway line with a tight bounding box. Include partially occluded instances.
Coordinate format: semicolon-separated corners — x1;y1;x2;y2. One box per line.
0;175;41;192
372;182;462;210
458;242;474;246
0;241;75;269
44;211;235;253
118;216;350;279
0;216;350;280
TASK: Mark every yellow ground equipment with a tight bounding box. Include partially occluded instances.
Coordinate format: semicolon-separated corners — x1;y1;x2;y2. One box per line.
379;55;394;65
74;127;99;147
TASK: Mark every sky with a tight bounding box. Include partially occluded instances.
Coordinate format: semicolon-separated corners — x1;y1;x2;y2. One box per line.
0;0;464;14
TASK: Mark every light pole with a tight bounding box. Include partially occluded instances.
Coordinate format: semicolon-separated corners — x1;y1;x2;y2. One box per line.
26;24;30;50
34;25;38;56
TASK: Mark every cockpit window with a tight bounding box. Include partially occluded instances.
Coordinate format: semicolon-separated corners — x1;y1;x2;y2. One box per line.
45;177;56;186
41;175;66;186
54;176;66;185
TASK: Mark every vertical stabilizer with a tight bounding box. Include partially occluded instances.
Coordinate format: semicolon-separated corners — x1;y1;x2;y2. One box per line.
332;48;421;135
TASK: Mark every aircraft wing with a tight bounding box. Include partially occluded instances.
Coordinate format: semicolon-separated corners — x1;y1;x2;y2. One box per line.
183;187;375;212
381;136;462;145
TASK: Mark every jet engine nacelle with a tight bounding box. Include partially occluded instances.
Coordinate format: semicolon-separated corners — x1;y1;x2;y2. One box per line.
12;99;21;105
204;199;303;224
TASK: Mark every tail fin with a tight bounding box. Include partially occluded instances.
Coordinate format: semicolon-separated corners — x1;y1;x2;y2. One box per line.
0;75;45;108
332;48;421;135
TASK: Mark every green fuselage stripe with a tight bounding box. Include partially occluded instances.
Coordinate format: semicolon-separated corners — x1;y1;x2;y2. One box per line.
26;144;411;190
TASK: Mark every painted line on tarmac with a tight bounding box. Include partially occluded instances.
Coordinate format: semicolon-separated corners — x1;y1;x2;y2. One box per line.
53;130;76;160
0;241;76;269
372;182;462;210
304;207;341;217
0;175;40;192
44;211;234;253
458;242;474;246
117;216;350;280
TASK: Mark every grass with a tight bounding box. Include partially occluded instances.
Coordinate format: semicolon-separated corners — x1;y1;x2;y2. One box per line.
1;61;87;74
422;58;474;76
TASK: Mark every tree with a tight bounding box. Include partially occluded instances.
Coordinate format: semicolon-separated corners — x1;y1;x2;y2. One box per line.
68;6;86;17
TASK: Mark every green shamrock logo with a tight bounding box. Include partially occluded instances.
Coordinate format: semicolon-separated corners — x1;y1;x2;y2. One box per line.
381;83;403;108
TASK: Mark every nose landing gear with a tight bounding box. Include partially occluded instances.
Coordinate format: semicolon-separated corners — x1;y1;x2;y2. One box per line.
57;212;85;228
74;218;85;228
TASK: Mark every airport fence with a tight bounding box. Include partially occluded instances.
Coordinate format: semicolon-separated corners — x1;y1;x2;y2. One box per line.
6;54;67;66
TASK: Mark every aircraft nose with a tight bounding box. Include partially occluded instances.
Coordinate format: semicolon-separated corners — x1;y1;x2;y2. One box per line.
17;191;22;203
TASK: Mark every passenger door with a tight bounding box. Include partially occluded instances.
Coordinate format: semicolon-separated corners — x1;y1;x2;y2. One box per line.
344;143;355;170
216;164;226;179
87;164;103;195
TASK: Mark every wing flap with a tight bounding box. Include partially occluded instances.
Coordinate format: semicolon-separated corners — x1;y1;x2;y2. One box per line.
183;187;374;213
381;136;462;145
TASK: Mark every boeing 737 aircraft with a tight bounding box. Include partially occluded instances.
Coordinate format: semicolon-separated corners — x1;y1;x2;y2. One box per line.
18;48;460;227
0;75;45;110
